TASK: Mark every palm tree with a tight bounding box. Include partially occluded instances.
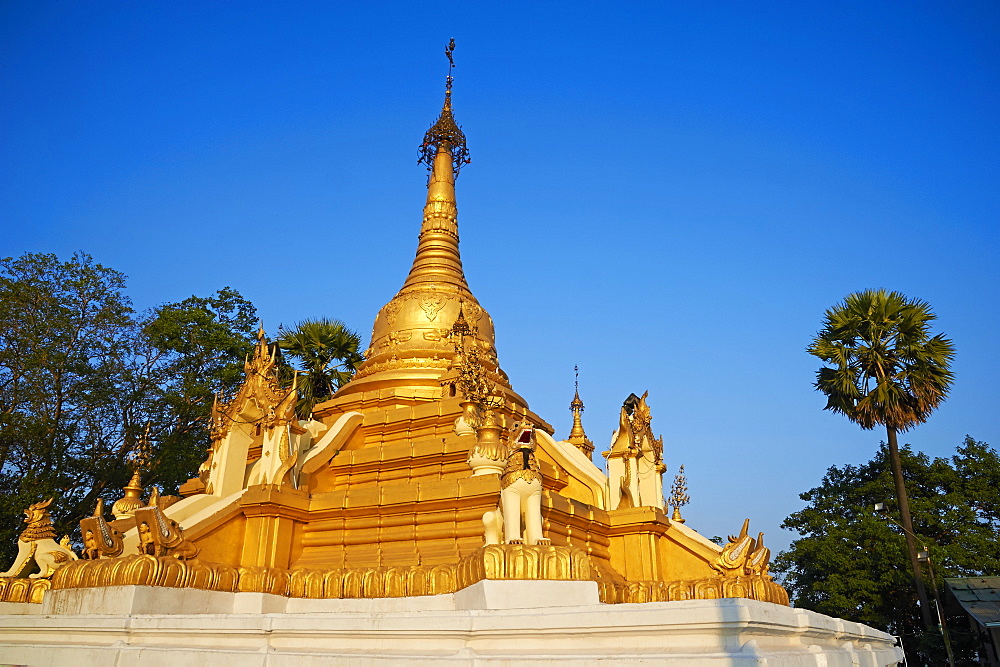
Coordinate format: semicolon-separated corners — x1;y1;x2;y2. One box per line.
277;318;364;418
808;289;954;632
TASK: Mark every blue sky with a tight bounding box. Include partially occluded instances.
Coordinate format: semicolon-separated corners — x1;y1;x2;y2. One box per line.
2;1;997;554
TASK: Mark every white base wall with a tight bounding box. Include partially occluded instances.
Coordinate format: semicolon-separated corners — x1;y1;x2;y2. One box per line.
0;583;903;666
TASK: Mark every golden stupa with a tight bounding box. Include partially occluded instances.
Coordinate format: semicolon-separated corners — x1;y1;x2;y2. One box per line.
36;45;787;606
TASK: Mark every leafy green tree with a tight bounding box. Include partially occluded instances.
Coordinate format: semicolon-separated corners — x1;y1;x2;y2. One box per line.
0;252;257;565
133;288;257;493
808;289;955;630
277;318;364;418
774;437;1000;665
0;253;134;555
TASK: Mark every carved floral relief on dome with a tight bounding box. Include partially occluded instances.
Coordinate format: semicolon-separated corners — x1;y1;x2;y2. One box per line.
419;294;447;321
463;301;483;326
381;299;402;327
351;354;451;380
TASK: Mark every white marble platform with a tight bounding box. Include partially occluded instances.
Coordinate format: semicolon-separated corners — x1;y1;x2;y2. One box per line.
0;582;903;665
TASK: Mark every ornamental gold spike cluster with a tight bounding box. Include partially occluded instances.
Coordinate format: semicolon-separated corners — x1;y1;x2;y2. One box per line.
669;464;690;523
112;422;153;519
451;308;499;411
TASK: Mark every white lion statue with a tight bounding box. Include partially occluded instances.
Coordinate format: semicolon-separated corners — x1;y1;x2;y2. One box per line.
483;423;550;546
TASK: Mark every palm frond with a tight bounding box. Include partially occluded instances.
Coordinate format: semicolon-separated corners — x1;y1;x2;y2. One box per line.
276;318;365;418
808;289;955;431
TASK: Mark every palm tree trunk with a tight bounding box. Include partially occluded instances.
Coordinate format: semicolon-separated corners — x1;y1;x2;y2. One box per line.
886;426;935;632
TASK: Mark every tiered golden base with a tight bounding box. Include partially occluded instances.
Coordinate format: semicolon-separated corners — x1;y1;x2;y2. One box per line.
597;574;789;605
0;577;50;604
42;544;785;606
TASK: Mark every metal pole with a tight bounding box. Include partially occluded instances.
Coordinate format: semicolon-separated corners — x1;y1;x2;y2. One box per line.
920;554;955;667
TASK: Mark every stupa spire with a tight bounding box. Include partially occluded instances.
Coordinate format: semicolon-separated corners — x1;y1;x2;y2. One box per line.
404;38;471;290
331;41;528;411
567;366;594;458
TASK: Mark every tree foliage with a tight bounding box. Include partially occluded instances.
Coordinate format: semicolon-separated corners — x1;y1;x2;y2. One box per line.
0;252;257;564
277;318;363;418
774;436;1000;664
807;289;955;433
139;288;258;488
0;253;133;551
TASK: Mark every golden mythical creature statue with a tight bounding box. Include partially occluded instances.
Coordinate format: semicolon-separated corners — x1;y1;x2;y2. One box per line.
605;392;666;510
0;498;78;578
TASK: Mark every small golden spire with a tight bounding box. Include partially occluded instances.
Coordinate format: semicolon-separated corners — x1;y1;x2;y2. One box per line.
112;423;152;520
567;366;594;458
112;469;144;520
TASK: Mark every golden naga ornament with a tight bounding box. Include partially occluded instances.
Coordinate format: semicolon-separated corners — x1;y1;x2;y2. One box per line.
80;499;124;560
135;488;199;560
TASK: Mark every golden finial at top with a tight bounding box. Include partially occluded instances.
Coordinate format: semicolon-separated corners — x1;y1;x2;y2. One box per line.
419;38;470;175
445;37;456;85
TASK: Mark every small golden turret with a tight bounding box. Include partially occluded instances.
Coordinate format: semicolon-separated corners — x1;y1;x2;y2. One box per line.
111;470;144;520
567;366;594;458
112;423;151;519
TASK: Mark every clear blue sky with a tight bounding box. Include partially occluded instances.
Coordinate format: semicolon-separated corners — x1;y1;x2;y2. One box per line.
2;2;997;554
